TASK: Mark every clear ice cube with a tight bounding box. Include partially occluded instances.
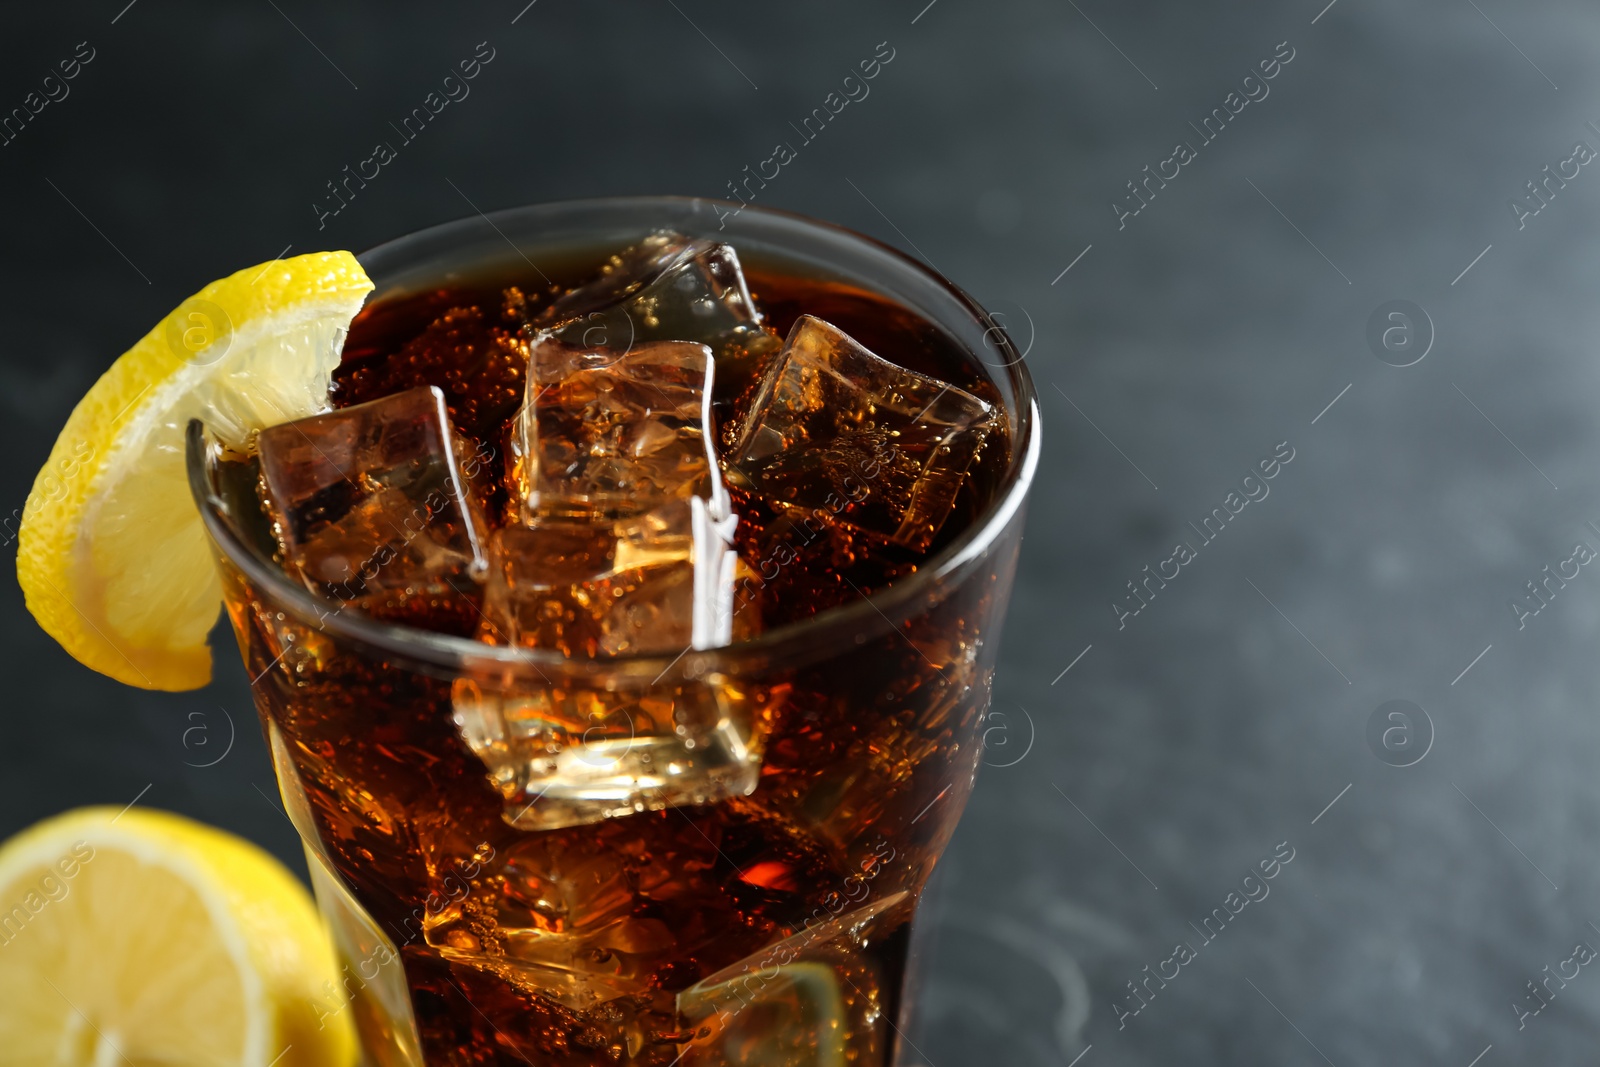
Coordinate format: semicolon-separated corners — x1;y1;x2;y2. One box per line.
256;385;490;622
480;496;741;658
674;892;912;1065
456;495;753;829
728;315;996;552
450;668;761;831
421;829;667;1009
532;230;705;333
616;495;742;653
511;338;724;523
474;518;613;655
537;233;779;379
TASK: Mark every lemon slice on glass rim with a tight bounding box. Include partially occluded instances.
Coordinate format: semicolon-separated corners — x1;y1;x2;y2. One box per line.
0;806;355;1067
17;252;373;690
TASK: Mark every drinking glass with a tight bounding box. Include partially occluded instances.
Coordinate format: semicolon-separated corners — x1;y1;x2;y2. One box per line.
188;197;1040;1066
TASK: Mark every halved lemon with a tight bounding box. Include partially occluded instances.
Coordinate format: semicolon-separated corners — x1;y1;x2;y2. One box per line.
0;806;355;1067
17;252;373;690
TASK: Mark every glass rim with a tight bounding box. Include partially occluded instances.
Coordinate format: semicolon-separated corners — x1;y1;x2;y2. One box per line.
186;195;1041;674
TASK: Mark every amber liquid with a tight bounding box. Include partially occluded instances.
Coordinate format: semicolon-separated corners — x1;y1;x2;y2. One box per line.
218;249;1016;1065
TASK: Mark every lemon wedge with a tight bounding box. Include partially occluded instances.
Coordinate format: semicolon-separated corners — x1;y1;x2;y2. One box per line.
17;252;372;690
0;806;355;1067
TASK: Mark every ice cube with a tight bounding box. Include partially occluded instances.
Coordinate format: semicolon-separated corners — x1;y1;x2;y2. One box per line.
538;234;776;365
532;230;705;333
535;235;780;423
450;668;761;831
257;385;490;629
728;315;995;552
674;891;913;1065
457;497;755;829
554;241;775;364
480;497;743;657
474;519;612;655
511;339;724;523
421;834;666;1009
613;495;743;653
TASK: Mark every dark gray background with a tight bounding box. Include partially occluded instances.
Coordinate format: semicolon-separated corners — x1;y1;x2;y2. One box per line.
3;1;1598;1063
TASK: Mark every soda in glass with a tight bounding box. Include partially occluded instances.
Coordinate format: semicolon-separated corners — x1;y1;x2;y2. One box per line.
188;198;1040;1066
